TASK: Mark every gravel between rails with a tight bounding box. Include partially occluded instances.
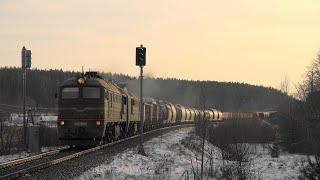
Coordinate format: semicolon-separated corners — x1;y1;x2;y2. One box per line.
19;125;191;180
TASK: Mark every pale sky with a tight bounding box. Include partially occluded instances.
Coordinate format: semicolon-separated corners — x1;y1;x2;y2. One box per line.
1;0;320;93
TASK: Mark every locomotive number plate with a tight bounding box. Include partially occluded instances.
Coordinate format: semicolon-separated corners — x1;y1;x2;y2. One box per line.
74;122;87;126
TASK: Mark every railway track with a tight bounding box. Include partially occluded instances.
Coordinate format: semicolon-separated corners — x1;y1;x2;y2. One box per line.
0;123;192;179
0;148;79;179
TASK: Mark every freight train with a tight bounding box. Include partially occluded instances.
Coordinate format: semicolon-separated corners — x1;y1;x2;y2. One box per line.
57;72;255;146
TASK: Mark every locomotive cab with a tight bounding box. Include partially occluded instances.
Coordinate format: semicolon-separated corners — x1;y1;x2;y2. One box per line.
58;74;106;146
57;72;140;147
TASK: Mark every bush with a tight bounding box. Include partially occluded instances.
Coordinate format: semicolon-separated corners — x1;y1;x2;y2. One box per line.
219;143;258;180
205;118;275;146
0;125;24;155
299;154;320;180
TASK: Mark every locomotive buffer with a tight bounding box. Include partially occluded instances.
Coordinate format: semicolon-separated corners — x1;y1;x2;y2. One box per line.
136;45;146;155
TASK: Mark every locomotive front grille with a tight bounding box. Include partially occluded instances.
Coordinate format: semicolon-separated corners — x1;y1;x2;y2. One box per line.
59;107;104;119
58;119;104;140
77;127;86;136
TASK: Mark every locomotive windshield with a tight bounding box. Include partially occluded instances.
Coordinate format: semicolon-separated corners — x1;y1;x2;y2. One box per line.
61;87;79;99
83;87;100;99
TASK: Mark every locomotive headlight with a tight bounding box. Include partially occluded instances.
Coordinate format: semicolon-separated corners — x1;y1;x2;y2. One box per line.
96;121;101;126
76;77;86;86
59;121;65;126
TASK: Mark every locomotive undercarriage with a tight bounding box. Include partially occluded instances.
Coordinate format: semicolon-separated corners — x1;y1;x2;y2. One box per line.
103;122;139;143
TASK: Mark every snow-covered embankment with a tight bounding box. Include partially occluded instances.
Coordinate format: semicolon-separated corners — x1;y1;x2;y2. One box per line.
77;127;305;180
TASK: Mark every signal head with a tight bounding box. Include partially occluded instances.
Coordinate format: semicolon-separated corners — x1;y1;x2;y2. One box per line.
136;46;146;66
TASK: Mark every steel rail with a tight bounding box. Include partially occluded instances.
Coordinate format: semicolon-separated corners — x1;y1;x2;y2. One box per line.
0;147;68;170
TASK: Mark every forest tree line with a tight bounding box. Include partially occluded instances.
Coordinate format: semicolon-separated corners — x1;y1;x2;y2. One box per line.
0;67;287;112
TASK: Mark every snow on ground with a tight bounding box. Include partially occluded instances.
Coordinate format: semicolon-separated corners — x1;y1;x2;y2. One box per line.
7;113;57;126
77;127;196;180
252;145;305;179
0;146;67;164
77;127;306;180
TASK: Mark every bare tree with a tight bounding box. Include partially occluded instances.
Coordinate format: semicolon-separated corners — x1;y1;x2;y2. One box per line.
297;53;320;100
299;154;320;180
280;75;290;95
295;83;308;101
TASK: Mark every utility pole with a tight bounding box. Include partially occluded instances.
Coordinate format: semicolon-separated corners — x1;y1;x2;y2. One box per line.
136;44;146;155
21;46;31;150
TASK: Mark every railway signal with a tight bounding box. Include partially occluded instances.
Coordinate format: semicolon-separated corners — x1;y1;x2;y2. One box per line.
136;46;146;66
136;44;146;155
21;46;32;150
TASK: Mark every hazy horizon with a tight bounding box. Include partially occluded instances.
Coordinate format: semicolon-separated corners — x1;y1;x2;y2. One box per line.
1;0;320;93
0;65;284;89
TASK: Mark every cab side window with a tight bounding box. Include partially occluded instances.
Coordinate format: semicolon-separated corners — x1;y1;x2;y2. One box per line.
123;96;127;105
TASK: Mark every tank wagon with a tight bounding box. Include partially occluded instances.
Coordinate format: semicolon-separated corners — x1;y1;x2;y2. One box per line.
190;109;195;121
168;103;177;123
185;108;191;121
175;105;186;123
